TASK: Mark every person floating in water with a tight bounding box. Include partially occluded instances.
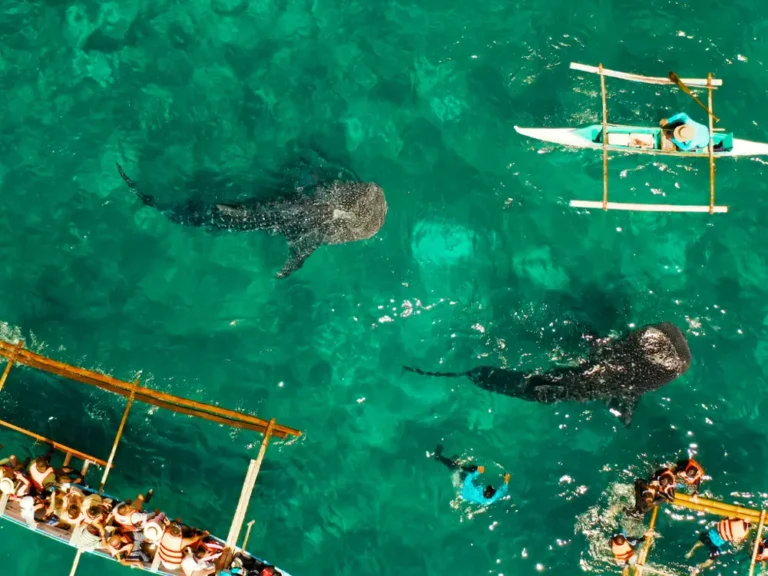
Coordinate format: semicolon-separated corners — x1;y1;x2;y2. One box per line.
674;458;705;494
755;538;768;563
432;445;510;506
685;517;752;573
610;531;651;576
659;113;711;151
625;478;665;519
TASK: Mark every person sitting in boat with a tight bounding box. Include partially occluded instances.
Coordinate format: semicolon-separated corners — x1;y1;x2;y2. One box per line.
659;113;710;151
228;551;284;576
27;446;83;494
0;460;31;499
56;484;86;527
106;490;156;532
685;517;752;573
432;444;511;506
674;458;705;494
181;546;217;576
158;520;210;571
649;467;676;502
103;528;153;567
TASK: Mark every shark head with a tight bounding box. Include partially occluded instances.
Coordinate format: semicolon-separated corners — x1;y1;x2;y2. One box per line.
320;181;388;244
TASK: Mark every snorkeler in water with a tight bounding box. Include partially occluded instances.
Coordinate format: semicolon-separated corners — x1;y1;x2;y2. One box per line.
432;445;510;506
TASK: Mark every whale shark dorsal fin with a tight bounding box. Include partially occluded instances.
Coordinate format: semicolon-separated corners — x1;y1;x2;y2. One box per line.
607;397;640;427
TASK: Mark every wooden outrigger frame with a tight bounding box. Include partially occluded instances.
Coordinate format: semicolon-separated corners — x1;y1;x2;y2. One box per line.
631;492;767;576
568;62;728;215
0;338;301;575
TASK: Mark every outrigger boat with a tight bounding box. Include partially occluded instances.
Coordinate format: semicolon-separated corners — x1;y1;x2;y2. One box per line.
613;485;767;576
515;62;768;214
0;338;302;576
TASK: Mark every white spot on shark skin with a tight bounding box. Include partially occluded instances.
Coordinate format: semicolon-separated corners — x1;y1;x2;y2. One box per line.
332;209;351;219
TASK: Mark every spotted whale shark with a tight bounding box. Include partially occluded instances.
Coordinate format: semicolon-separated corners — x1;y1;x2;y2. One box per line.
116;162;387;279
405;322;691;426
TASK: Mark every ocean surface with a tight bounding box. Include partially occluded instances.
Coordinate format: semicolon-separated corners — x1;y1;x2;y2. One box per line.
1;0;768;575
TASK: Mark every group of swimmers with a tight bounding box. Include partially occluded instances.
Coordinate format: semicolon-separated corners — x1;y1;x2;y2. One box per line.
0;446;280;576
610;458;768;575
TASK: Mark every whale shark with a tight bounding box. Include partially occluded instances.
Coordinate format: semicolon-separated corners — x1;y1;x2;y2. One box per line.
115;161;387;279
404;322;691;426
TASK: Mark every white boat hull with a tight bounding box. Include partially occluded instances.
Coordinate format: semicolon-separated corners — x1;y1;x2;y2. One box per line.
514;126;768;157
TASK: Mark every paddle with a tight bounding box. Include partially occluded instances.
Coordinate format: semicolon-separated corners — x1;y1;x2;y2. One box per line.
668;72;719;123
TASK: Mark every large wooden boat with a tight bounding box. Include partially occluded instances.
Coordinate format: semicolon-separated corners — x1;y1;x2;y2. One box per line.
0;338;301;576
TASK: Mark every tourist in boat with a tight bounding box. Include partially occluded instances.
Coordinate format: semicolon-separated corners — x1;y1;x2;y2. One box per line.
685;517;752;573
0;461;31;499
659;113;711;151
181;546;217;576
158;521;210;571
56;485;86;527
649;467;676;502
226;553;283;576
674;458;705;494
0;453;29;472
103;529;153;567
26;446;82;493
432;444;510;505
107;490;156;532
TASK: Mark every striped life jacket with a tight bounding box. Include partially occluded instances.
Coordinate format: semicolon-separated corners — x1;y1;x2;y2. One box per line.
717;518;749;543
611;539;634;563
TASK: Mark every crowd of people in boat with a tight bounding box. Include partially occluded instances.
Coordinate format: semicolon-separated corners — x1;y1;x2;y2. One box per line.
609;458;768;575
0;446;280;576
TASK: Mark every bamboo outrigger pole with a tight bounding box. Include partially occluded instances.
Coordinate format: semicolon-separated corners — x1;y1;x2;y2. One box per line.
0;341;301;439
673;493;763;521
221;418;276;568
99;376;140;494
599;63;609;210
749;510;767;576
635;505;660;575
707;73;716;214
0;417;110;468
0;340;24;393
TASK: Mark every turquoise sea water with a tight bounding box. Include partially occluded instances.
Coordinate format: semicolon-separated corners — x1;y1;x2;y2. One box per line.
2;0;768;575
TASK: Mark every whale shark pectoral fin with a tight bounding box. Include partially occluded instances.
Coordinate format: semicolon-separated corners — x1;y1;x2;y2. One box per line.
607;396;640;427
275;237;320;279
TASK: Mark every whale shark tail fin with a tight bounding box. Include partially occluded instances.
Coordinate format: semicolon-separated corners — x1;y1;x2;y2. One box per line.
403;366;466;378
116;163;158;209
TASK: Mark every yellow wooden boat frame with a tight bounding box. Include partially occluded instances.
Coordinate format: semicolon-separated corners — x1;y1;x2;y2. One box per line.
0;338;301;575
632;492;767;576
569;62;726;215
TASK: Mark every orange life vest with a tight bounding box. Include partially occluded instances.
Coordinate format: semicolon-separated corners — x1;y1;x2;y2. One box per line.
679;460;704;484
717;519;749;543
611;540;635;563
159;530;184;568
655;468;676;487
28;464;55;491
